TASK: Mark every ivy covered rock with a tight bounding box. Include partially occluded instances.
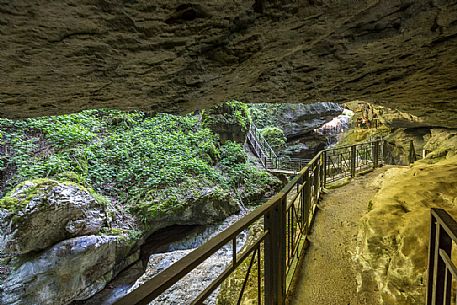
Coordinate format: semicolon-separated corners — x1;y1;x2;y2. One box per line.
203;100;251;144
0;179;106;255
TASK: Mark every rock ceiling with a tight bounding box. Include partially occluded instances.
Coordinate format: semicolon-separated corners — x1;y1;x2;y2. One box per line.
1;0;456;127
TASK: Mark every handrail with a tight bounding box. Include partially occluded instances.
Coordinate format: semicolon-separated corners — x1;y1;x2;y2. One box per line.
247;122;311;173
426;208;457;305
114;139;384;305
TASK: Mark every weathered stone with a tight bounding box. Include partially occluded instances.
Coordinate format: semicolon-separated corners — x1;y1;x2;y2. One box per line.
142;185;241;236
204;101;251;144
0;236;120;305
422;128;457;161
1;1;457;128
251;102;343;139
356;156;457;305
0;179;106;255
130;215;249;305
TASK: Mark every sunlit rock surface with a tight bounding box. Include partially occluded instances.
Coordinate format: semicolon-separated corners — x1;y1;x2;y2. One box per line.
1;1;457;128
0;179;106;255
357;156;457;304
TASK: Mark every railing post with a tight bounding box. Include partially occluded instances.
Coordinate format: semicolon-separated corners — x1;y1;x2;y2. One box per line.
373;140;379;169
426;212;437;305
319;153;325;191
409;140;416;164
350;145;356;177
313;161;320;200
264;196;286;305
304;169;312;232
323;150;327;188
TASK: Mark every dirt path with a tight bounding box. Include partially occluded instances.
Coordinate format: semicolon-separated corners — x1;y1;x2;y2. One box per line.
287;167;394;305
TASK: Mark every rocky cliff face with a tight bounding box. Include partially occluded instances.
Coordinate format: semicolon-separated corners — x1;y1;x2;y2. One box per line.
356;129;457;305
1;1;457;128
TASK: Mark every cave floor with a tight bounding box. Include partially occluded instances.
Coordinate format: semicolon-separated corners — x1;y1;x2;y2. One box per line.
287;166;395;305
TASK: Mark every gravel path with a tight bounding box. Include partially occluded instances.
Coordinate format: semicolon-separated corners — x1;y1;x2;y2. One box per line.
287;167;393;305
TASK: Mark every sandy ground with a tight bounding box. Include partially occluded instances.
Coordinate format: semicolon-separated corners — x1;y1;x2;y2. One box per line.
287;167;394;305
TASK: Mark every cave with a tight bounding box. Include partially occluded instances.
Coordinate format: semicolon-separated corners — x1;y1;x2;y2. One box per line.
1;1;457;305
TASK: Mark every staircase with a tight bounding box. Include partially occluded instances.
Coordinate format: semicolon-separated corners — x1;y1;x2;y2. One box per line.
246;122;310;174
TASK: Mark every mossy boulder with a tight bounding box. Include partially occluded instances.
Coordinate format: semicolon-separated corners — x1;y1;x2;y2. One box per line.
203;100;251;144
0;178;107;255
131;180;240;234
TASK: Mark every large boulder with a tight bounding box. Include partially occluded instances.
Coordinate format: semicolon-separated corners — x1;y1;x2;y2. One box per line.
0;235;137;305
0;179;106;255
134;181;241;235
356;156;457;304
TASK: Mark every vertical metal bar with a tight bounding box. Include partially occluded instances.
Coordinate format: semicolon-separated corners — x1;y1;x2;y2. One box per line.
373;140;379;169
279;195;287;302
438;224;453;305
351;145;356;177
444;267;452;305
264;207;275;305
257;246;261;305
313;162;319;201
409;140;416;164
264;195;286;305
237;249;258;305
304;169;311;233
320;151;327;188
427;214;437;305
233;237;237;268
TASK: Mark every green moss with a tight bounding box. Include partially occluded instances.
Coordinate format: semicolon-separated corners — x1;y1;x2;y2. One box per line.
0;197;22;212
55;171;87;186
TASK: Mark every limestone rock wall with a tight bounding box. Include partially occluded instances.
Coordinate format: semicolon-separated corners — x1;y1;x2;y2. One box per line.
357;156;457;305
1;1;457;128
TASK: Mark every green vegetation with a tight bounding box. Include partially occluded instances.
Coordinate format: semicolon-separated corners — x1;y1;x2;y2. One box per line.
203;100;251;133
260;127;287;152
0;108;278;223
249;103;288;129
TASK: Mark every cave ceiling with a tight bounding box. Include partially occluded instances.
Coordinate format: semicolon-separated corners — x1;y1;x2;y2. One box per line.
1;0;457;127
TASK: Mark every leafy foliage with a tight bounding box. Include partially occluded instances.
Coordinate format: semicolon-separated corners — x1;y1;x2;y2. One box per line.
203;100;252;132
0;109;278;223
260;127;287;152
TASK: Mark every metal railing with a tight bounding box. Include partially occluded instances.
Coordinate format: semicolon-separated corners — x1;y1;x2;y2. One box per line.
323;140;382;185
246;123;311;173
113;139;384;305
426;209;457;305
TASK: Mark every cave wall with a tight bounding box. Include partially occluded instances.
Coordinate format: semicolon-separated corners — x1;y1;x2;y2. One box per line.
1;0;457;127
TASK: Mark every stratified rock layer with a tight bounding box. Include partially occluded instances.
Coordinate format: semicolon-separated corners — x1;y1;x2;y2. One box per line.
1;1;457;127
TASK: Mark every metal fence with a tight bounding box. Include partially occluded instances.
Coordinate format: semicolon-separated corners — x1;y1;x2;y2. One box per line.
246;123;312;174
113;139;384;305
426;209;457;305
323;140;382;185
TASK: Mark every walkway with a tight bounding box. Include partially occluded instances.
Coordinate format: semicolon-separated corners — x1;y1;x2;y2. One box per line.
288;167;393;305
